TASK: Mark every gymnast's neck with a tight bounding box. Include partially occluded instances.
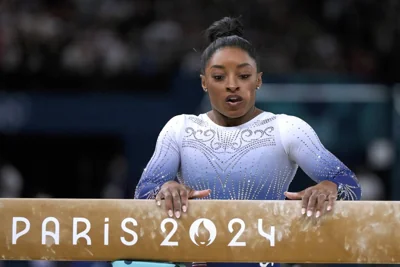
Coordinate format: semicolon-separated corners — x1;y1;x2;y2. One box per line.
207;106;264;127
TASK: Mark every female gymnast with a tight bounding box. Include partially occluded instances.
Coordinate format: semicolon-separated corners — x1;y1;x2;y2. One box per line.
132;16;362;267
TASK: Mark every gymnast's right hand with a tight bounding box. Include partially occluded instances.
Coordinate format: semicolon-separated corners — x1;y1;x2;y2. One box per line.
155;181;211;218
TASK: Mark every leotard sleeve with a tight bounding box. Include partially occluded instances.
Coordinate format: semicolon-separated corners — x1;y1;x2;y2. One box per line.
278;114;362;200
134;115;183;199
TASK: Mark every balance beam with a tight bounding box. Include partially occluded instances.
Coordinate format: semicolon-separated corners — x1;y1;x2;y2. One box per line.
0;199;399;263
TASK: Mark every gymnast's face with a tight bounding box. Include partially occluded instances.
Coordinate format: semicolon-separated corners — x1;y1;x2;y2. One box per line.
201;47;262;119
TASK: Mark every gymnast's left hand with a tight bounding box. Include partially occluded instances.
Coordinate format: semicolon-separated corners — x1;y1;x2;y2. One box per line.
284;181;338;218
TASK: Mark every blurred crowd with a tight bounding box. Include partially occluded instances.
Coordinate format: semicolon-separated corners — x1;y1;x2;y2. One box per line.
1;0;400;91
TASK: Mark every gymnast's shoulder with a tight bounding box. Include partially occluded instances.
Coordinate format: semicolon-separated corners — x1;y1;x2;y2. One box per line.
160;113;206;132
162;113;218;129
274;113;310;125
273;113;318;141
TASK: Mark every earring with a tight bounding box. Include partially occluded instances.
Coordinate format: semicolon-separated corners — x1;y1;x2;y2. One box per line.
256;87;260;90
204;88;208;92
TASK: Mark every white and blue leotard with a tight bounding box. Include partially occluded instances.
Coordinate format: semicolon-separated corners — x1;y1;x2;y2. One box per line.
134;111;362;267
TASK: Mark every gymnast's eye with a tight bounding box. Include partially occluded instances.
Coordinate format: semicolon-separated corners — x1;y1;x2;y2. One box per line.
212;75;224;81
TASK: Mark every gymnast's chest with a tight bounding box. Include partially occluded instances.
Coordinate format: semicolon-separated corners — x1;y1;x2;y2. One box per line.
180;125;279;168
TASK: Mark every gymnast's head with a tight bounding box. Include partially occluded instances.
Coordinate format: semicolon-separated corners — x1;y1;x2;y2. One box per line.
200;16;263;120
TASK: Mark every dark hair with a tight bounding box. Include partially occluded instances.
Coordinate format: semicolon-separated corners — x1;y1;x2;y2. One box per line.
200;16;259;74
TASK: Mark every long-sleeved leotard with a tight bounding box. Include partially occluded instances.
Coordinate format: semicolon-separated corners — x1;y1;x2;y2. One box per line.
135;112;360;201
134;111;361;267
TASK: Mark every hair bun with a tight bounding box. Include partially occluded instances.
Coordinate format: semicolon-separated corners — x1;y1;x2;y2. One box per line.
206;16;244;43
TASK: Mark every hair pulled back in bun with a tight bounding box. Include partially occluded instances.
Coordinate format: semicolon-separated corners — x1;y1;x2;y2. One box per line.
206;16;244;43
200;16;259;74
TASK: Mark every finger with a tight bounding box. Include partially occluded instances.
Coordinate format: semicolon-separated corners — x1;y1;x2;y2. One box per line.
163;189;174;218
179;188;188;213
306;190;318;217
171;189;182;218
190;189;211;199
327;193;337;211
155;191;163;207
315;193;327;218
284;191;303;200
301;190;312;215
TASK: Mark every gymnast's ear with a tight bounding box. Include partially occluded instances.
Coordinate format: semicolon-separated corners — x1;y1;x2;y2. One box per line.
200;74;207;92
256;72;263;88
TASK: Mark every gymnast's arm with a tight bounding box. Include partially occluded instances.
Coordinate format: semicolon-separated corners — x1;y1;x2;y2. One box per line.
133;116;182;199
278;114;362;200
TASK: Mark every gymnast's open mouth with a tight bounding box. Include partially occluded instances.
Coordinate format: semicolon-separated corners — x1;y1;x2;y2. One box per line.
225;95;243;106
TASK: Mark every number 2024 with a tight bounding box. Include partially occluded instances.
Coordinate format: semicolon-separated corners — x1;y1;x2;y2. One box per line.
160;218;275;247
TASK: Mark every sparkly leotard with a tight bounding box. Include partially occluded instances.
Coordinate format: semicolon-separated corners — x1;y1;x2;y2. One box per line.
134;111;361;267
